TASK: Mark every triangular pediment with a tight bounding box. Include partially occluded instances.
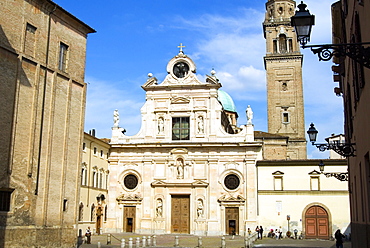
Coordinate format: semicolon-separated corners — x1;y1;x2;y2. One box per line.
218;195;246;202
116;194;143;202
308;170;321;175
151;180;167;186
272;170;285;175
192;180;209;187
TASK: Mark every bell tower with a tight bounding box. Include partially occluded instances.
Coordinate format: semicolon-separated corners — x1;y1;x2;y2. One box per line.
263;0;307;159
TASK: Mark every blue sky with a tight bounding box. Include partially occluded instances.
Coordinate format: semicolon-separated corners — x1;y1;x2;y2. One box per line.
54;0;344;159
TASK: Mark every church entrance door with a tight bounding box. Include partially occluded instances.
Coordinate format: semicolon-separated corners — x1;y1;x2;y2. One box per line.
123;206;136;232
171;195;190;234
305;205;329;239
225;207;239;235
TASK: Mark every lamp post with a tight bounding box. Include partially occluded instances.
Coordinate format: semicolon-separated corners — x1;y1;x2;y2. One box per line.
290;1;315;46
318;160;348;181
306;123;355;157
291;1;370;69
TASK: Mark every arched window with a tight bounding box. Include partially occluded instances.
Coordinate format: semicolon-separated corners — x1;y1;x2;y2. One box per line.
279;34;287;53
78;202;84;221
104;206;108;221
91;203;96;222
99;170;103;188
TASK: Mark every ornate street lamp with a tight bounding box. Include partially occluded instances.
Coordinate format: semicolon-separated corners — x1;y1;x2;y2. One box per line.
290;1;315;46
318;160;348;181
291;1;370;69
306;123;356;157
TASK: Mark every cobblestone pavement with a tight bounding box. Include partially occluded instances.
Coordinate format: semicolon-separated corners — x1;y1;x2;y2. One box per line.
79;233;351;248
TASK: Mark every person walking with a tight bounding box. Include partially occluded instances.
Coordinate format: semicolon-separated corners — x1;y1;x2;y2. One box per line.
335;229;345;248
259;226;264;239
85;226;92;244
275;229;279;240
255;226;260;238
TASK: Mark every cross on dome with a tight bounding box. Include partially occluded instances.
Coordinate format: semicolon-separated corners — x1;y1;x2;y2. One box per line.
178;43;185;53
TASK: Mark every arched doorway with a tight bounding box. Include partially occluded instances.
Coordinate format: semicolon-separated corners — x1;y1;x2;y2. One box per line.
304;205;329;239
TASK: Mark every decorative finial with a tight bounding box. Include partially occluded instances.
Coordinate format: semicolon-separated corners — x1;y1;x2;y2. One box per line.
211;68;216;76
148;73;153;78
178;43;185;54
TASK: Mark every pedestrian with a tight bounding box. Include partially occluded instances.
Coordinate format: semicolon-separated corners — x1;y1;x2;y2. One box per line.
255;226;260;238
275;229;279;240
247;227;251;236
85;226;92;244
259;226;264;239
278;226;282;239
335;229;345;248
294;229;298;239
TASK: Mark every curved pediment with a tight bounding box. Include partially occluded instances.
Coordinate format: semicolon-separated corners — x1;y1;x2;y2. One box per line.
171;96;190;104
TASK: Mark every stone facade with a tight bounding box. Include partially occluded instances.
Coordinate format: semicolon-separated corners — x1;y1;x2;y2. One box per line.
105;0;350;239
331;1;370;247
0;0;95;247
107;52;262;235
79;131;110;235
263;0;306;159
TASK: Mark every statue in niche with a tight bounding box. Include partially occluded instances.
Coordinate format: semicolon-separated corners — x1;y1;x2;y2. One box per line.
176;159;184;179
197;199;204;218
197;116;204;134
158;117;164;134
246;105;253;124
282;81;288;91
113;109;119;127
156;199;163;217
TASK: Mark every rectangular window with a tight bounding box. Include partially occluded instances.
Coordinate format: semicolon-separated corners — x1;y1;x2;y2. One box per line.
24;23;37;55
274;176;283;190
172;117;190;140
58;42;68;71
82;142;86;151
100;150;103;157
283;112;289;123
0;190;13;212
94;147;97;155
310;176;319;190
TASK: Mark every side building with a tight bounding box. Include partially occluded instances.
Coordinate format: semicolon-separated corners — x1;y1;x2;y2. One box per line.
0;0;95;247
331;1;370;247
79;131;110;235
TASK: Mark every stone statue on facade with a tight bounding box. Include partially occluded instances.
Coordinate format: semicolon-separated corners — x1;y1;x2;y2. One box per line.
113;109;119;127
197;116;204;134
156;199;163;217
176;159;184;179
246;105;253;124
158;117;164;134
197;199;204;218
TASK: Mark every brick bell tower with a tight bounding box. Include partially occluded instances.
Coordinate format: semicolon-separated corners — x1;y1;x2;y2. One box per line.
263;0;307;159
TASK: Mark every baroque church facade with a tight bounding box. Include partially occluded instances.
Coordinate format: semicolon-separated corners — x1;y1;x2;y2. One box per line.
104;0;350;238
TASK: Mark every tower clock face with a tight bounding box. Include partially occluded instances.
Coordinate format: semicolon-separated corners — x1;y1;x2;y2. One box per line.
173;62;189;78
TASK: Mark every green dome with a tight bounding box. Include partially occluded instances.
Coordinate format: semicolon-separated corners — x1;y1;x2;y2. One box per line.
218;89;237;113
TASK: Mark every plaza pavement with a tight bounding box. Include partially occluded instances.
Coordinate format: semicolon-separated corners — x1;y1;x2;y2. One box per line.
79;233;352;248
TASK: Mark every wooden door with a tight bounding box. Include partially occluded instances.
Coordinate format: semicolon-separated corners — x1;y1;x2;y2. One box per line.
305;206;329;239
225;207;239;235
123;206;136;232
171;195;190;233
